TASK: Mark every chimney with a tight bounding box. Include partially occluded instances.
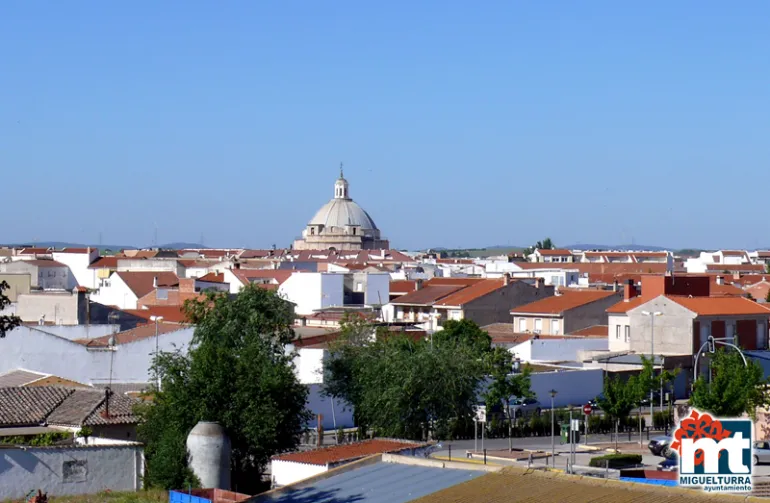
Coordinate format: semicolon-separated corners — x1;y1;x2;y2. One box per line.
153;276;158;288
624;279;638;302
613;280;619;292
100;387;111;419
317;414;324;447
716;275;723;285
415;279;423;291
733;272;741;281
503;273;511;286
536;277;545;289
179;278;195;294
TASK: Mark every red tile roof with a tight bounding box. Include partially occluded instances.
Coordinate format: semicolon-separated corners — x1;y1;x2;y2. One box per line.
389;280;416;294
667;296;770;316
123;305;191;324
569;325;609;337
272;439;424;466
88;256;120;269
606;296;646;314
511;291;619;315
537;249;573;256
18;248;52;255
232;269;293;286
75;322;187;347
710;283;745;297
115;271;179;298
436;258;475;264
706;264;765;272
425;278;486;287
390;285;464;305
198;272;225;283
434;279;507;307
55;248;90;254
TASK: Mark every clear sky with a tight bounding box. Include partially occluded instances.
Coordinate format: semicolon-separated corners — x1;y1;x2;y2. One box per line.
3;2;769;250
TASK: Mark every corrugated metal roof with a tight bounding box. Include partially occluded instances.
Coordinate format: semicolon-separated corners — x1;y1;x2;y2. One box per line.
261;462;483;503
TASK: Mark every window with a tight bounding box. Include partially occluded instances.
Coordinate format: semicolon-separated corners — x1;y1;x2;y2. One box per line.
534;318;542;331
616;325;620;339
352;228;356;235
518;318;527;332
624;325;630;342
551;319;560;334
310;227;315;235
758;323;767;350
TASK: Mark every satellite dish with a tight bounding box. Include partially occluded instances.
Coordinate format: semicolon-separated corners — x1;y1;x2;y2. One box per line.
108;335;117;348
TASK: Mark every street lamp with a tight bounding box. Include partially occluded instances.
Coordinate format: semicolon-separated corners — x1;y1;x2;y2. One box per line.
150;315;164;390
549;389;558;463
641;311;662;428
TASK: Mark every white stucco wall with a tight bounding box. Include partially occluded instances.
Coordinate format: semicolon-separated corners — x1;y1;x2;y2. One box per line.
0;445;143;500
17;293;80;325
52;250;99;289
306;384;354;430
290;347;326;384
270;459;327;487
608;313;631;352
90;273;138;310
0;326;195;385
522;338;608;362
364;273;390;306
34;325;121;341
279;274;344;315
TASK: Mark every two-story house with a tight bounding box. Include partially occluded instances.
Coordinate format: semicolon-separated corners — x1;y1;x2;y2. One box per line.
510;289;622;336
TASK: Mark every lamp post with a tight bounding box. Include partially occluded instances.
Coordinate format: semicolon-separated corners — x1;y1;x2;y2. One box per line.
549;389;558;463
150;315;164;390
641;311;662;429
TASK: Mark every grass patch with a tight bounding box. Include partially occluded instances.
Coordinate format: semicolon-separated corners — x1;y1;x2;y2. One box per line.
5;489;168;503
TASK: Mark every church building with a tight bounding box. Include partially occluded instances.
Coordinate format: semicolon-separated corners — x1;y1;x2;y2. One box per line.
293;169;389;251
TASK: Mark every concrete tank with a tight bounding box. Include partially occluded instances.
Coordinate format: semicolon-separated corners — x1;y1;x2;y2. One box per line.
186;421;231;489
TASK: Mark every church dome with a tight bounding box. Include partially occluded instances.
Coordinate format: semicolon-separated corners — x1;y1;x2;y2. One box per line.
309;198;378;230
307;169;378;231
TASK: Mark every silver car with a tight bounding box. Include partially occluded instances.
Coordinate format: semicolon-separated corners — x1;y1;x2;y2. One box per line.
510;397;542;418
754;441;770;465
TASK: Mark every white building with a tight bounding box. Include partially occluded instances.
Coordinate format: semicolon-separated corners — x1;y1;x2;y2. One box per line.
51;248;100;289
0;260;72;290
90;271;178;310
685;250;751;273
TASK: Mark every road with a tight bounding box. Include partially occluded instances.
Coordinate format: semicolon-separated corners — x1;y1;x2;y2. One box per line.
432;434;770;478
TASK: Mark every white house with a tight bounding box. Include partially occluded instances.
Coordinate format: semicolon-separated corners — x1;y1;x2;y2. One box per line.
90;271;179;310
51;248;100;289
278;273;344;315
0;260;72;290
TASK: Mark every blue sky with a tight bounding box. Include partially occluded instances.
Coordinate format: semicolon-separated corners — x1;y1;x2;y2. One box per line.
3;2;769;250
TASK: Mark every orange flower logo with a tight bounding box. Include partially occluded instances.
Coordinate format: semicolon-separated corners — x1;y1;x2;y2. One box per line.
671;410;732;466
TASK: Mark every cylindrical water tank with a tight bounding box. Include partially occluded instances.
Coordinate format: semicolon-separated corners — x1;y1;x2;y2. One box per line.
186;421;231;489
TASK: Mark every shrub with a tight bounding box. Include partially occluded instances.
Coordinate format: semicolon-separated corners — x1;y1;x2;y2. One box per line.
589;453;643;469
653;411;672;430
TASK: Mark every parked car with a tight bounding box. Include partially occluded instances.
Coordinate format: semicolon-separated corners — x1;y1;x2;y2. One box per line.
510;397;542;418
588;395;603;410
648;436;673;456
657;457;678;472
754;441;770;465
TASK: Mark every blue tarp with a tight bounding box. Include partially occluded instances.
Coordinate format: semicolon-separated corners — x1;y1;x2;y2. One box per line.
169;491;211;503
620;477;678;487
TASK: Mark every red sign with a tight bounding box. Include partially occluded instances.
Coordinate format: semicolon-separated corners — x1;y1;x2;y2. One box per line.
583;404;592;415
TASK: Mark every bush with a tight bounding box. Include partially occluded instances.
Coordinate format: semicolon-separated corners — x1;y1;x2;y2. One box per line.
653;411;672;430
589;453;643;469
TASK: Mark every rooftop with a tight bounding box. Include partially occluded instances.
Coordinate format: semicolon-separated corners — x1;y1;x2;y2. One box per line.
434;278;509;307
115;271;179;298
569;325;609;337
510;290;618;315
536;249;573;256
261;460;484;503
75;322;188;347
389;285;464;306
411;466;744;503
665;295;770;316
273;439;424;466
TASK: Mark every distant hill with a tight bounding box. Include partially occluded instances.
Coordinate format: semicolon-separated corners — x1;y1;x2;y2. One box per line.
3;241;208;251
563;244;668;252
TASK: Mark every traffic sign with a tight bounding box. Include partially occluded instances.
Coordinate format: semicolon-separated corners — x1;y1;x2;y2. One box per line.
570;419;580;431
583;404;592;415
473;405;487;423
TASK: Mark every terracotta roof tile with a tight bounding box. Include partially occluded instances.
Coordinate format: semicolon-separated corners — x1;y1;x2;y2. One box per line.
88;256;120;269
434;279;507;307
75;322;186;347
18;248;52;255
425;278;485;287
232;269;293;286
198;272;225;283
536;249;573;256
273;439;424;466
706;264;765;272
389;280;416;294
436;258;475;264
511;291;618;315
123;306;190;324
666;295;770;316
56;248;91;254
569;325;609;337
116;271;179;298
390;285;464;305
606;296;646;314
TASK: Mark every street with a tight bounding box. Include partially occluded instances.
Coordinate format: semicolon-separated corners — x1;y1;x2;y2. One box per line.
432;434;770;478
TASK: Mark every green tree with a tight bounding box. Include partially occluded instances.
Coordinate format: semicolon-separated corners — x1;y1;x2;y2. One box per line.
431;319;491;355
597;374;643;451
0;281;21;338
690;348;769;418
324;325;485;441
137;285;310;493
765;289;770;303
523;237;555;257
483;347;533;450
